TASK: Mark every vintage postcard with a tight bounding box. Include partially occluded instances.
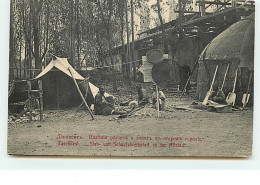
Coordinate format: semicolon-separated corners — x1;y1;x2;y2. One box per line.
7;0;254;157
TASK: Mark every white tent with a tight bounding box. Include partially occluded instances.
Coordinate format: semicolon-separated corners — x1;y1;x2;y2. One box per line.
35;56;109;101
35;56;84;80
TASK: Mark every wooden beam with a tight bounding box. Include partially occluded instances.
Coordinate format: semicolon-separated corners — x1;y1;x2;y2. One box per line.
200;0;206;16
174;10;212;14
199;0;254;6
200;0;232;6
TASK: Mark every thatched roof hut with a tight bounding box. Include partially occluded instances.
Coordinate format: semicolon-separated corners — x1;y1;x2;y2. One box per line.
196;13;254;106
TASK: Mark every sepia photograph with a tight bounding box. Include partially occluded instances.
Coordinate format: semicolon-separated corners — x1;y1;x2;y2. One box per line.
7;0;254;157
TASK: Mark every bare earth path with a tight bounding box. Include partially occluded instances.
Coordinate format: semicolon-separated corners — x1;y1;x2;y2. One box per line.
7;95;253;157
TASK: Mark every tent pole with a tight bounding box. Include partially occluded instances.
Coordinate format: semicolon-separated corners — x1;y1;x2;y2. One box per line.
76;78;90;112
68;68;94;120
76;102;84;112
76;90;88;112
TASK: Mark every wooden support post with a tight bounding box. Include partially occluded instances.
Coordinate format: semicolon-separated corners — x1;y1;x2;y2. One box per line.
232;0;236;7
200;0;206;17
38;80;43;121
27;80;32;121
156;85;160;118
68;68;94;120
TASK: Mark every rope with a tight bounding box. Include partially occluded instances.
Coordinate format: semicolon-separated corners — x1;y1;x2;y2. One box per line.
9;67;43;71
9;59;143;71
94;59;142;69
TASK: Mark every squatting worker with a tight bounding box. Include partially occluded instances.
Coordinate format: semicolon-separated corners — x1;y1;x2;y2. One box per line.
128;84;150;110
209;84;227;104
94;86;125;115
151;85;166;111
137;84;150;106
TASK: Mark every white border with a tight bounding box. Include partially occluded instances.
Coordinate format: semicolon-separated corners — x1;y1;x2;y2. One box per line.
1;0;260;170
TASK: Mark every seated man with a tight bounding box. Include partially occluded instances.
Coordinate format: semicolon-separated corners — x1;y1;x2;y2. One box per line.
209;84;226;104
94;86;124;115
151;85;166;111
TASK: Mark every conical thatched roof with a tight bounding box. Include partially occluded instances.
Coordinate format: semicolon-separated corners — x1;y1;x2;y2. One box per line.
199;13;254;71
196;13;255;102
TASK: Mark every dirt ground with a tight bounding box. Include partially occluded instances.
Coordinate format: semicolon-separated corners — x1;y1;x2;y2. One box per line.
7;90;253;158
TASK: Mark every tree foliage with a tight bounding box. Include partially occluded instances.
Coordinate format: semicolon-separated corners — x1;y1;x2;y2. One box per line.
9;0;176;83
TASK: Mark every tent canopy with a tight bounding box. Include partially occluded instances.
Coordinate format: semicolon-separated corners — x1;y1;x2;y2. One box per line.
35;56;84;80
35;56;108;99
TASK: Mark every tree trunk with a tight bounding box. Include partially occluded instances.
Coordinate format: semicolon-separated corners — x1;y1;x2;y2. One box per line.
29;0;33;78
126;0;131;80
9;0;14;81
96;0;117;91
157;0;168;53
40;1;49;65
130;0;136;80
32;0;43;71
70;0;75;67
25;41;27;79
19;19;22;80
119;1;127;75
76;0;81;68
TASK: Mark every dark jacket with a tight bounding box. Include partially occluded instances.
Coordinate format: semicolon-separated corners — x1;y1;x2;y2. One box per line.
94;93;113;115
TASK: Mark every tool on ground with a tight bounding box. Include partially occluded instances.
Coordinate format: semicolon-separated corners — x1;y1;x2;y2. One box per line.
220;63;230;91
202;65;219;105
181;60;199;96
226;68;238;106
117;105;146;119
242;71;253;109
